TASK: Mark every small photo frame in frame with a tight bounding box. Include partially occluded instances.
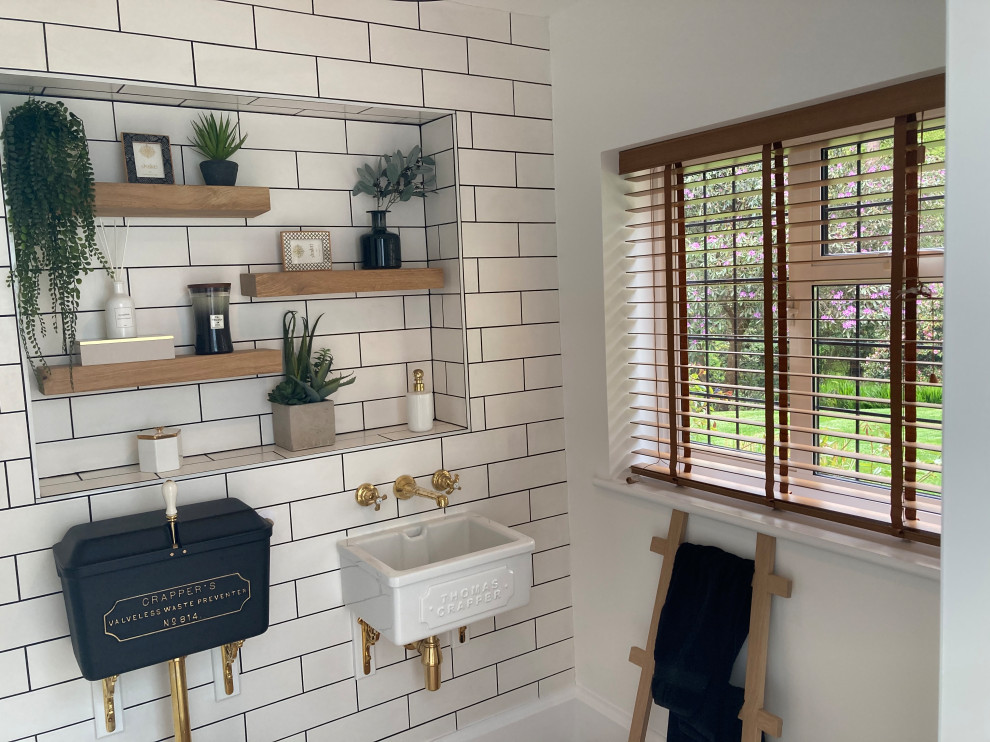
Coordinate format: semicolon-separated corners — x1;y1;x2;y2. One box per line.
121;133;175;184
281;231;332;272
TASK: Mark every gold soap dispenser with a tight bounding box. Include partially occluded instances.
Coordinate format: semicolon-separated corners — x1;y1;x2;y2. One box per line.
406;368;434;433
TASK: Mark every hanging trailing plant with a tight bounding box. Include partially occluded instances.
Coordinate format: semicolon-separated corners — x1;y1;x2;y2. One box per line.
1;99;103;375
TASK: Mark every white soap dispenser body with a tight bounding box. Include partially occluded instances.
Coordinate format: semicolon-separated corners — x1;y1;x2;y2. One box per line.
406;369;434;433
105;279;137;339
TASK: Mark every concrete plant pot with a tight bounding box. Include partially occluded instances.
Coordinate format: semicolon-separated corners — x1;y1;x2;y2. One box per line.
271;400;335;451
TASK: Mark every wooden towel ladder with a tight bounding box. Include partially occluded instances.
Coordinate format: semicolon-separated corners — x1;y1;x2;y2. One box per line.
627;510;793;742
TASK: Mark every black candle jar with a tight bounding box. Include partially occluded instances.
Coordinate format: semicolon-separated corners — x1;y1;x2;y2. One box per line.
188;283;233;355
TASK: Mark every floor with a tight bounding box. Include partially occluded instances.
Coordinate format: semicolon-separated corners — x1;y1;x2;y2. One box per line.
456;699;627;742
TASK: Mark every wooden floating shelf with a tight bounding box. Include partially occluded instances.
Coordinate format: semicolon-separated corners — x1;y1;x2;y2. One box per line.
93;182;271;218
240;268;445;298
38;349;281;395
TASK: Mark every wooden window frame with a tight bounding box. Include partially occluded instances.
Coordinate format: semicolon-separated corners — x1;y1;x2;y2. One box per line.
621;76;945;546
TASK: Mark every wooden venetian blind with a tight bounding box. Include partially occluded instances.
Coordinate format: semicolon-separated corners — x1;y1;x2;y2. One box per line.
623;76;945;545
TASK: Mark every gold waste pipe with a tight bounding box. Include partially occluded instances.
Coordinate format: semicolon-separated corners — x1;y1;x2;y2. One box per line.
406;635;442;691
168;656;192;742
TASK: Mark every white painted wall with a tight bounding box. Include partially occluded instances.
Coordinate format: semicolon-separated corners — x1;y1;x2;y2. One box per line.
940;0;990;738
550;0;945;739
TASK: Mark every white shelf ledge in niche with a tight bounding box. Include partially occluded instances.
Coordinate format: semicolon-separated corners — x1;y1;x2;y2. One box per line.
39;421;467;499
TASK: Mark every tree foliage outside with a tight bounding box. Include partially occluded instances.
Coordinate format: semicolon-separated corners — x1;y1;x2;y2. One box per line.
670;125;945;495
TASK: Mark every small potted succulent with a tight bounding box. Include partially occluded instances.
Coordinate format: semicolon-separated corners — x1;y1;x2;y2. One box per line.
351;145;436;269
268;310;355;451
188;112;247;186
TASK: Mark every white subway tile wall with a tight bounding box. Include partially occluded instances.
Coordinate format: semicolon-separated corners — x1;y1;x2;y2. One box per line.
0;3;569;740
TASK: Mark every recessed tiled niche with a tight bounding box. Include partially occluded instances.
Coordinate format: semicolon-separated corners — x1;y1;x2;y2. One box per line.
0;77;469;499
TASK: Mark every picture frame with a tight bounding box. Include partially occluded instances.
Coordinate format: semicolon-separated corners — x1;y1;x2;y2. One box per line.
281;231;332;272
121;133;175;184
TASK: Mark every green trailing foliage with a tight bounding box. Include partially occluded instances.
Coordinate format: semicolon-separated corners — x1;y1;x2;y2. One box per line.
268;311;355;406
188;112;247;161
1;98;104;374
351;145;436;211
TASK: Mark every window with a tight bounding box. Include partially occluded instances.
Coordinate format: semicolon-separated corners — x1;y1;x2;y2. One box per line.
622;76;945;544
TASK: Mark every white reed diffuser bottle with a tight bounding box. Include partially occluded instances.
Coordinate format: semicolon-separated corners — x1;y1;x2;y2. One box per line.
105;273;136;339
406;368;434;433
98;218;136;339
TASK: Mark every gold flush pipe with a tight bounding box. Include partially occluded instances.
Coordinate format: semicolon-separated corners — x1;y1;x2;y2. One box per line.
405;635;443;691
168;656;192;742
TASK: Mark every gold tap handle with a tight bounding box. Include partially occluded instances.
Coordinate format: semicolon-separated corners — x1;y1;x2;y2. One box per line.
432;469;461;496
102;675;119;732
356;483;387;511
221;640;245;695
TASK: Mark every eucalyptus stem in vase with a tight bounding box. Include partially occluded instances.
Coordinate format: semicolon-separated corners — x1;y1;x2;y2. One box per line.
351;146;436;269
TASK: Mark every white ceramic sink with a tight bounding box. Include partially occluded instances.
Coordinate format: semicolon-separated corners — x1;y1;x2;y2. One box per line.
338;512;535;645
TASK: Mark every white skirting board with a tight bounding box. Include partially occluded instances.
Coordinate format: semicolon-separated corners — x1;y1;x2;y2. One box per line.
574;685;667;742
436;684;666;742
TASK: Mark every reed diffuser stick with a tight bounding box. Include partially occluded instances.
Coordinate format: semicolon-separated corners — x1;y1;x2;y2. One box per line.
96;217;131;281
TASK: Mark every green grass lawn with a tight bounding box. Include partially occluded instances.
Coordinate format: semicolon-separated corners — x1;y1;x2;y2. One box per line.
689;405;942;493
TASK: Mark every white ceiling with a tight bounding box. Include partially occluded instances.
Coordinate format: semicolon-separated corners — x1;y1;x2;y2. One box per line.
447;0;585;17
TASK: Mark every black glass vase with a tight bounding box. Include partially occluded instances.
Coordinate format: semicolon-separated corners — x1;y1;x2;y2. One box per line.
361;210;401;269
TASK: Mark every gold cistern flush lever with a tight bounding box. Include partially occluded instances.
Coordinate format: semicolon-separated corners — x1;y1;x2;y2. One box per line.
102;675;119;732
221;640;245;696
358;619;380;675
162;480;180;549
355;483;387;511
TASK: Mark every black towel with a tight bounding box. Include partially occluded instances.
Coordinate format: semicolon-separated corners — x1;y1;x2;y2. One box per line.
651;542;755;742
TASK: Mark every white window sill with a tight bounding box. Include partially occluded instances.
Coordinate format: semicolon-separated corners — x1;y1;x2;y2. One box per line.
593;475;940;580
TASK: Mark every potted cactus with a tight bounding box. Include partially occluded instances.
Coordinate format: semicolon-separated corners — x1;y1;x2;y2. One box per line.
268;310;355;451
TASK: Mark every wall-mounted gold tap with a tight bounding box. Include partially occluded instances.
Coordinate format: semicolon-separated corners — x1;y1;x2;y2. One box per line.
355;483;387;510
393;473;451;508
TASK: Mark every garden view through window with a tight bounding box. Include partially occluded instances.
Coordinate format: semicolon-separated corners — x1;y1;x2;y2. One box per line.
622;78;945;544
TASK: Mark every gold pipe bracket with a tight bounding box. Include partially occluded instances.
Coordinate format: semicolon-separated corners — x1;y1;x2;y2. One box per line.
458;626;467;644
358;618;380;675
168;656;192;742
221;639;245;696
355;483;387;511
102;675;119;733
432;469;461;496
